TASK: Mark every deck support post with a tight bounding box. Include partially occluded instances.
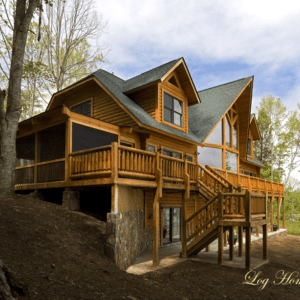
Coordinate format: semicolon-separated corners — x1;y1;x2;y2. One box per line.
218;192;223;264
245;227;251;269
245;191;251;269
153;151;162;267
270;195;274;232
282;197;285;228
229;226;234;260
277;197;280;230
111;185;118;214
238;226;243;257
263;224;267;260
181;159;190;259
218;226;224;264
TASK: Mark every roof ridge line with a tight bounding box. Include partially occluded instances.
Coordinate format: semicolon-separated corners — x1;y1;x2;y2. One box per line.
94;68;125;81
197;76;253;93
124;58;182;83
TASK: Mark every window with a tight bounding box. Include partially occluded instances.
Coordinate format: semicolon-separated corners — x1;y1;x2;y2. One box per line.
225;150;237;173
186;155;193;162
164;92;183;127
147;145;156;153
71;100;91;117
163;149;182;159
72;123;118;152
244;171;256;177
247;138;252;156
205;121;223;145
121;142;133;148
197;146;222;169
240;169;244;174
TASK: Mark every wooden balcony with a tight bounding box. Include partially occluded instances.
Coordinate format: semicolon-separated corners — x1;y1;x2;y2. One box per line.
15;142;284;199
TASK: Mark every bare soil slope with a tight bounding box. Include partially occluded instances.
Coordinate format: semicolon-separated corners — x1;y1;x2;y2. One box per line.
1;194;300;299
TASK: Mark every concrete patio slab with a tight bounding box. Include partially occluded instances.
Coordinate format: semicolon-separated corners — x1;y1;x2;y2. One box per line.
126;228;286;275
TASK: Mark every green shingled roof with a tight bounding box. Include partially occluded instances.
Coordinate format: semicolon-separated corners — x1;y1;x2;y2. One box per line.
188;76;253;144
123;58;181;92
246;157;265;168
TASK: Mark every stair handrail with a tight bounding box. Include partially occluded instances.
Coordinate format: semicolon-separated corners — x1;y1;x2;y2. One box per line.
186;194;218;223
205;165;238;190
185;193;219;243
197;163;229;189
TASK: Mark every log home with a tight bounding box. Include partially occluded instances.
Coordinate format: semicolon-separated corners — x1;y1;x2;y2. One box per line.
15;58;285;270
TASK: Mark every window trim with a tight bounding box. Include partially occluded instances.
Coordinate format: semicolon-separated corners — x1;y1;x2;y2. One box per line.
162;90;185;130
70;98;93;117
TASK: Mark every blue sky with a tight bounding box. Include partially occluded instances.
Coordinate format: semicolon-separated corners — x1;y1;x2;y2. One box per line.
95;0;300;181
96;0;300;114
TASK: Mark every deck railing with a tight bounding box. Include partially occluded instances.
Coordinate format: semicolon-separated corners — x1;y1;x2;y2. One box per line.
15;142;284;198
15;158;65;184
209;167;284;196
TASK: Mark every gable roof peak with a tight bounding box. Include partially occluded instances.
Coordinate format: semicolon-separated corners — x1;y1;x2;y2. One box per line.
197;75;254;93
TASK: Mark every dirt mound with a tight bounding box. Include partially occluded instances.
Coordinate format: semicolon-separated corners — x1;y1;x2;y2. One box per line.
1;194;300;299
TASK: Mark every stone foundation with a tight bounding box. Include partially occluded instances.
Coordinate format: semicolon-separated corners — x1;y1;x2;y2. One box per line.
62;189;80;211
105;210;153;270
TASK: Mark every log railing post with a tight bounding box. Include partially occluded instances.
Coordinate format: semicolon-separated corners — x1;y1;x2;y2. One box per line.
111;142;118;182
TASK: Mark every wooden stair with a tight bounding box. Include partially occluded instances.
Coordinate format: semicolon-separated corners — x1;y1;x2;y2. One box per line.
187;224;230;256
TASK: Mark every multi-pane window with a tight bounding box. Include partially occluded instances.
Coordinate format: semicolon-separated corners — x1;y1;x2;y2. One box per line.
71;100;91;117
147;145;156;153
205;121;223;145
164;92;183;127
163;149;182;159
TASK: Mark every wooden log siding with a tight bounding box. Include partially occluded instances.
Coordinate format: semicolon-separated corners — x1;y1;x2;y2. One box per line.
69;145;112;176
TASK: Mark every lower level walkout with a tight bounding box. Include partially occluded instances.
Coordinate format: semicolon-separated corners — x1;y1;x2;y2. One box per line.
126;228;287;275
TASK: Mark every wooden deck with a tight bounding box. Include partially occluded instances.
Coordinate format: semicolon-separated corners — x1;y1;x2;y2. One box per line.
15;142;284;198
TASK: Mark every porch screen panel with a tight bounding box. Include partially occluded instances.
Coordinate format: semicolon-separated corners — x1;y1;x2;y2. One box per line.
39;123;66;163
197;146;222;169
204;121;222;145
72;123;118;152
16;133;35;166
225;150;237;173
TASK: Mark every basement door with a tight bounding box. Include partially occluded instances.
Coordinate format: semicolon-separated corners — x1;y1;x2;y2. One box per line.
162;207;181;245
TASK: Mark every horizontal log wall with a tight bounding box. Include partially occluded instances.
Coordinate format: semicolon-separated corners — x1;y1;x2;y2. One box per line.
62;81;136;127
127;85;157;119
145;191;206;230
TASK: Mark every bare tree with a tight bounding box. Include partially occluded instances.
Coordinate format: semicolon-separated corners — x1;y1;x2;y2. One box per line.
0;0;41;197
42;0;108;94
